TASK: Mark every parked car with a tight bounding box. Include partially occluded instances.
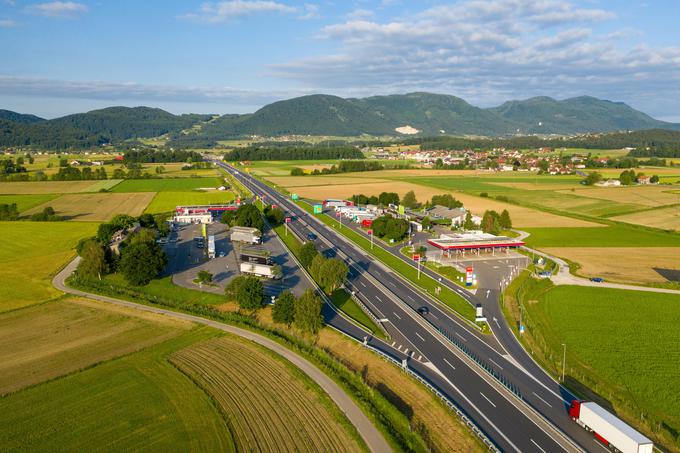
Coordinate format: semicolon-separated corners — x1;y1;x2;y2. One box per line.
590;277;604;283
218;252;226;257
417;306;430;316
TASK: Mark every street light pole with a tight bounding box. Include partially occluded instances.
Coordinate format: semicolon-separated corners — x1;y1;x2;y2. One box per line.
561;343;567;382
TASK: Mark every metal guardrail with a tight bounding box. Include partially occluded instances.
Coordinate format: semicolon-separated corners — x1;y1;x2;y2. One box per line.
347;289;391;340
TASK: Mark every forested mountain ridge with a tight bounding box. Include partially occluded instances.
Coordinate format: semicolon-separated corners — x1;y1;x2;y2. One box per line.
0;109;45;124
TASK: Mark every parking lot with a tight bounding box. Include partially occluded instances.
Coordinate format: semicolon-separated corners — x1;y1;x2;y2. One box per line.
163;221;312;298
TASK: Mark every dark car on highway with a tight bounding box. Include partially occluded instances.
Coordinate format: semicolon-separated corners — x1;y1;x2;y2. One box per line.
417;306;430;316
307;232;317;241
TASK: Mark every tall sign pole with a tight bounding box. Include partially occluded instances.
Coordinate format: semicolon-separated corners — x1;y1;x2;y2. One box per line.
368;229;373;249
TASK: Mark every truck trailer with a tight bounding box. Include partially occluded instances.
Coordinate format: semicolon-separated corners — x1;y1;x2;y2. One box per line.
323;199;348;208
230;226;261;244
207;235;215;259
569;401;653;453
240;262;280;279
240;253;272;265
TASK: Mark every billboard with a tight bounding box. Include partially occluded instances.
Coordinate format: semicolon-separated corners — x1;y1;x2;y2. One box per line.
465;266;474;286
313;204;322;214
398;205;405;215
202;223;207;238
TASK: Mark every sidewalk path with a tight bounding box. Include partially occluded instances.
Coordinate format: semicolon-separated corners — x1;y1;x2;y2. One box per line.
53;257;392;453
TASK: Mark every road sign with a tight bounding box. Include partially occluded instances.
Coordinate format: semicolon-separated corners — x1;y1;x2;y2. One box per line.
398;205;405;215
313;204;322;214
367;229;372;235
236;197;241;204
291;193;299;200
271;204;277;209
285;217;291;223
413;254;420;261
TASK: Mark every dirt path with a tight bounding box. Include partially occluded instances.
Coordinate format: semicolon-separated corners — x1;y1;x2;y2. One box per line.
53;257;392;453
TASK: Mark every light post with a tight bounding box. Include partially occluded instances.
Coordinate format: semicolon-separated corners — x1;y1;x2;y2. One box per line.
561;343;567;382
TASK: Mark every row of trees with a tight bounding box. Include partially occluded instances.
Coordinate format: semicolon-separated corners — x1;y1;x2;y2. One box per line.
51;166;108;181
0;203;19;220
224;275;324;334
123;149;203;163
430;193;463;209
480;209;512;234
371;215;410;241
290;160;384;176
225;146;364;161
80;213;168;285
221;203;264;231
349;191;400;206
0;203;63;221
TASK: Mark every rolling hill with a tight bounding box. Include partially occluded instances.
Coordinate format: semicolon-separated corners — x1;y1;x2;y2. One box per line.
0;110;45;124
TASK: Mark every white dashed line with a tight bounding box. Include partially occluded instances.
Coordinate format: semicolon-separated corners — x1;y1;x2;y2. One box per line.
489;358;503;370
415;332;425;342
479;392;496;408
455;332;468;342
375;295;383;303
359;281;366;288
443;358;456;370
392;312;402;320
532;392;553;408
530;439;546;453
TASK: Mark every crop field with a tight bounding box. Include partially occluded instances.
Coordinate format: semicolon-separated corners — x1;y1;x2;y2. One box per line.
111;177;223;192
0;180;103;194
559;185;680;207
0;194;58;212
0;327;234;452
0;297;191;395
0;221;97;312
23;192;155;221
144;190;236;213
268;175;388;187
542;247;680;283
140;162;219;178
246;159;341;176
170;336;366;452
525;285;680;447
611;205;680;231
523;224;680;248
85;179;123;191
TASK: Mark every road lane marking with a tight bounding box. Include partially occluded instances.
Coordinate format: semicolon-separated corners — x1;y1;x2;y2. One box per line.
479;392;496;408
392;312;402;320
530;439;547;453
415;332;425;342
375;295;383;303
430;312;439;319
443;358;456;370
455;332;468;342
489;358;503;370
406;295;415;302
532;392;553;408
359;281;366;288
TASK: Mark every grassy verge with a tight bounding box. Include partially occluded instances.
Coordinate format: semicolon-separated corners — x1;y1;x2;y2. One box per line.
400;245;472;289
297;201;476;323
502;274;680;450
67;274;428;452
101;274;226;306
218;167;252;198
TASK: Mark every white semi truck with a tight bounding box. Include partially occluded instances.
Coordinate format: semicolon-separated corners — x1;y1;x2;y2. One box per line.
230;226;261;244
240;262;280;279
569;401;653;453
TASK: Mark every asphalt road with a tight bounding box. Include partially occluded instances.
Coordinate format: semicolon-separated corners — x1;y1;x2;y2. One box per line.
220;162;596;453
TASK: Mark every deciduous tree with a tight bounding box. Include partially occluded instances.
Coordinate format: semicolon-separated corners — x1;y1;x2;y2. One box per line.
272;290;295;325
294;290;323;334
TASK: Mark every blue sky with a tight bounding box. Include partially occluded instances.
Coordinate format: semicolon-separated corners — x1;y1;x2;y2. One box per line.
1;0;678;120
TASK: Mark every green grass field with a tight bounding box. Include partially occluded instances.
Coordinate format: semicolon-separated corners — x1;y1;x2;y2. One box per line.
0;194;59;212
144;191;236;213
520;285;680;448
523;224;680;247
100;274;228;306
0;221;98;312
111;177;223;192
329;289;386;339
0;327;235;452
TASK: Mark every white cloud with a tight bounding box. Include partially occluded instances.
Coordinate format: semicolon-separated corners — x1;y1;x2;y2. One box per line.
0;19;16;27
299;3;320;20
346;8;373;21
27;1;88;18
184;1;297;23
269;0;680;115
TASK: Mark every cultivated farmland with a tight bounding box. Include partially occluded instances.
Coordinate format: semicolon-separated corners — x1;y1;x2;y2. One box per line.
111;177;223;192
0;328;235;452
611;205;680;231
522;285;680;449
0;194;58;212
0;180;104;194
0;297;191;395
23;192;155;221
145;190;235;213
0;221;97;311
170;336;367;452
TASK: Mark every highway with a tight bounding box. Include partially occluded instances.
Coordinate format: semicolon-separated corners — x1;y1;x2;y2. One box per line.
217;161;603;452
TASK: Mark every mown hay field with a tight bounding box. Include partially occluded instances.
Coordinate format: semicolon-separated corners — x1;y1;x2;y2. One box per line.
559;185;680;207
0;180;102;194
111;177;223;192
268;175;388;187
0;221;97;312
611;205;680;231
0;328;234;452
23;192;155;221
145;190;235;213
542;247;680;283
525;285;680;448
0;297;191;395
170;336;367;452
0;194;59;212
140;162;219;178
523;225;680;248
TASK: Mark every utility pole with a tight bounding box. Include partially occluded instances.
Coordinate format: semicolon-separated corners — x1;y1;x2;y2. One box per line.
562;343;567;382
